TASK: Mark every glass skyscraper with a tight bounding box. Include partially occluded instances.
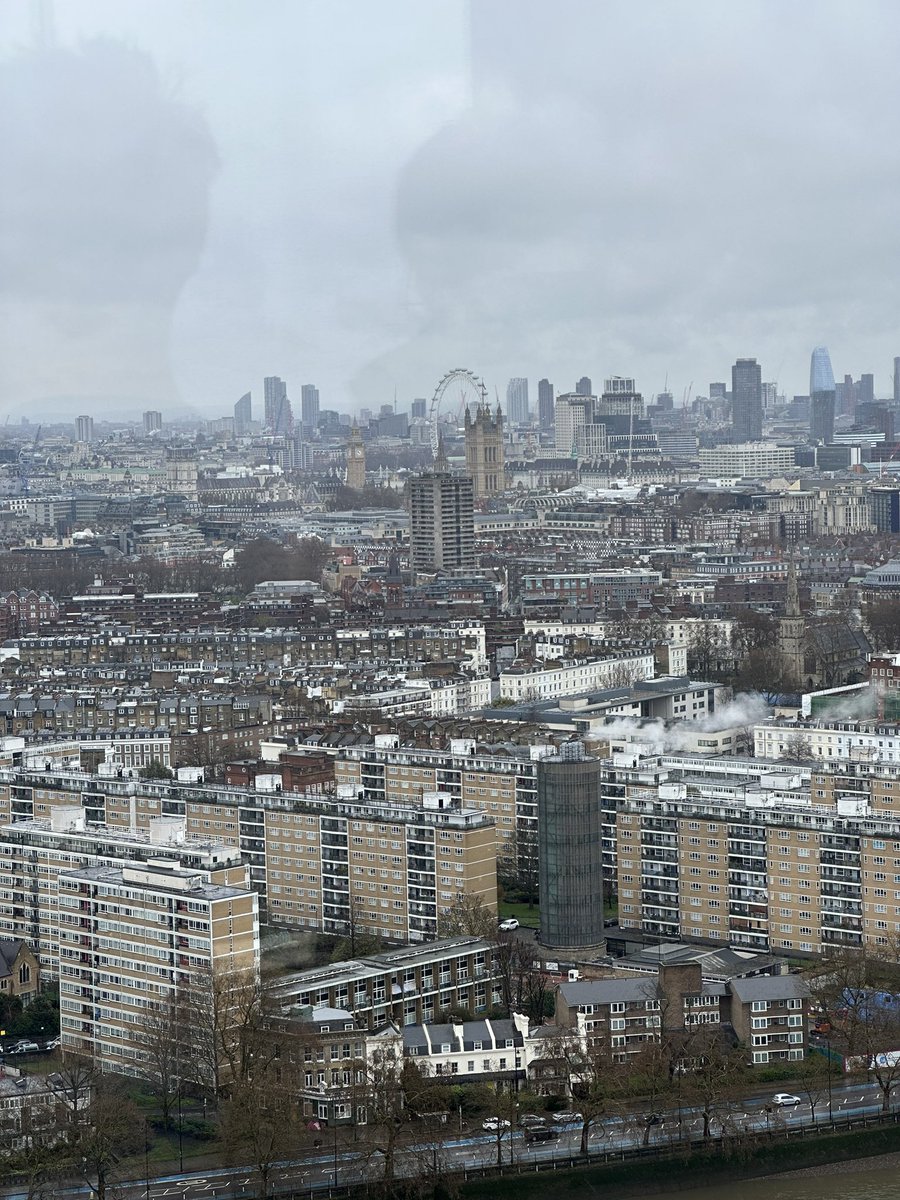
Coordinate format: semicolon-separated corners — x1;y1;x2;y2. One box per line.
809;346;836;445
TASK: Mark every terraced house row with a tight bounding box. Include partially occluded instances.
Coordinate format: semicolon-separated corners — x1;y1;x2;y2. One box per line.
11;621;487;669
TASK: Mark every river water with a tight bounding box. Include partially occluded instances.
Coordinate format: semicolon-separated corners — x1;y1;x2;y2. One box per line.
643;1163;900;1200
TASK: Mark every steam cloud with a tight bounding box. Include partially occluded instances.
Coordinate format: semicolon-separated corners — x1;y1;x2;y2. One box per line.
591;692;771;755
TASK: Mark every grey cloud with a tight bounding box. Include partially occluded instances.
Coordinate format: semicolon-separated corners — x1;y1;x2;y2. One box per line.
0;35;217;414
361;0;900;402
3;1;900;416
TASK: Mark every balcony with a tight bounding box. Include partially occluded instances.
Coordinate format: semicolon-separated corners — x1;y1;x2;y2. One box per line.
819;898;861;914
820;883;861;900
821;915;862;932
821;851;860;866
820;867;861;882
822;929;863;946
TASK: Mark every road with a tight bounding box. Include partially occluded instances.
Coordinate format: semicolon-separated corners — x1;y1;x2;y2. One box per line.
1;1078;893;1200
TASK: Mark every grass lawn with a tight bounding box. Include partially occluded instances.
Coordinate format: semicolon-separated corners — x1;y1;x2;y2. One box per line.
499;899;617;929
498;901;540;928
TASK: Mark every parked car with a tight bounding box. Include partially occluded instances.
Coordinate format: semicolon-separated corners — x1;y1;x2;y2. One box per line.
551;1111;584;1125
524;1126;559;1143
498;918;519;931
772;1093;802;1107
482;1117;511;1132
9;1041;39;1054
43;1037;61;1051
518;1113;548;1129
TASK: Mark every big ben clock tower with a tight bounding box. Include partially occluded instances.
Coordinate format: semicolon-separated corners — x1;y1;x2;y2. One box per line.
345;426;366;491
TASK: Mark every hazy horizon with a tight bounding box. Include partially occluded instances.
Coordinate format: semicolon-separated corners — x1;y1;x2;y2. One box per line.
3;1;900;421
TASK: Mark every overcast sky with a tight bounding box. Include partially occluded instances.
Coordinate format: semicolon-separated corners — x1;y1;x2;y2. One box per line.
2;0;900;421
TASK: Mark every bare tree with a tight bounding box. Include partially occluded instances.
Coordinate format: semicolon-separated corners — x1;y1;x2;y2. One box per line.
492;934;535;1017
359;1040;412;1189
622;1040;675;1146
139;992;186;1128
220;1066;302;1200
687;622;735;682
181;967;270;1098
76;1075;143;1200
808;944;900;1112
436;892;496;941
330;892;386;961
735;646;788;702
676;1026;747;1139
47;1055;95;1148
782;729;813;764
792;1051;832;1124
551;1027;626;1155
863;599;900;653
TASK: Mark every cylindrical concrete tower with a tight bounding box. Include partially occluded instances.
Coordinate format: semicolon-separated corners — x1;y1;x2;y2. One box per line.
537;743;605;953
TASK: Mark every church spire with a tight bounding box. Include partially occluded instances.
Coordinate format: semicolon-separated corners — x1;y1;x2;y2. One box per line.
786;554;800;618
434;433;449;473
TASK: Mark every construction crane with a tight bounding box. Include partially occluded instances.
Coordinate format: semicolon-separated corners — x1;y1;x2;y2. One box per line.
18;425;41;497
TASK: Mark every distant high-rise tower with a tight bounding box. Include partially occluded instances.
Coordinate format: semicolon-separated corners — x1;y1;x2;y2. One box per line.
505;377;529;425
290;435;313;472
537;744;605;952
345;426;366;491
836;373;856;417
410;398;427;420
894;359;900;407
576;376;593;397
264;376;287;431
554;393;592;455
234;392;252;436
272;394;293;437
464;403;505;499
301;384;320;432
859;373;875;407
809;346;836;445
538;378;554;429
75;415;94;443
143;410;162;435
409;449;475;574
731;358;762;442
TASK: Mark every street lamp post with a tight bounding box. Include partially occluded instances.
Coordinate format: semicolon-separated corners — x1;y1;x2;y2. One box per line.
332;1115;339;1189
177;1085;184;1173
826;1036;834;1124
144;1121;151;1200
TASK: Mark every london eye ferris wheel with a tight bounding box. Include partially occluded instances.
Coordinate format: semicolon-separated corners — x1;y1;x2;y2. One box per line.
427;368;488;458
